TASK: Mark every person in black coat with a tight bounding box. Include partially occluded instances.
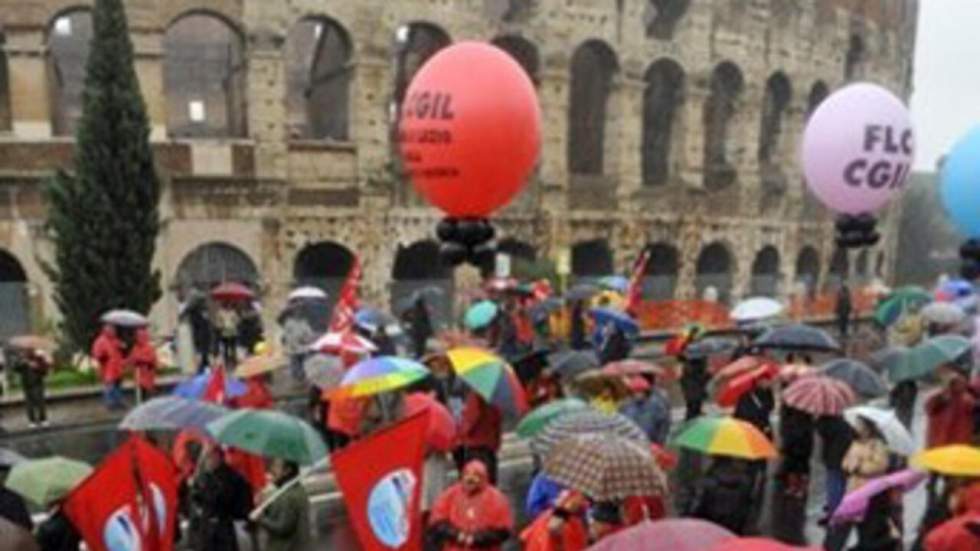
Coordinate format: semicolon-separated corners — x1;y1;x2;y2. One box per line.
779;405;815;499
570;300;588;351
680;357;710;421
405;298;434;359
186;447;253;551
35;507;80;551
597;325;631;365
817;415;854;523
889;380;917;431
0;466;31;532
734;381;775;517
689;457;755;535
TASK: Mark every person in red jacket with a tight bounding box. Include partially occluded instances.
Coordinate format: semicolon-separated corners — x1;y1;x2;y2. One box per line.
926;371;976;449
457;392;502;483
127;328;158;404
925;482;980;551
428;461;513;551
233;374;274;409
520;491;589;551
92;324;125;410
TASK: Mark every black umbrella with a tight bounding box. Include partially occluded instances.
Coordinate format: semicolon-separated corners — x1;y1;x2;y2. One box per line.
530;298;565;323
512;348;551;385
395;286;445;315
753;323;841;353
548;350;600;380
566;283;600;302
684;337;737;360
820;358;887;398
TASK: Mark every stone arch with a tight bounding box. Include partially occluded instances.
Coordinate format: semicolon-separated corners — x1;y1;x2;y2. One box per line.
0;249;30;337
491;35;539;85
695;241;734;303
644;242;680;300
807;80;829;119
163;11;247;138
758;71;792;165
391;239;453;325
572;239;614;279
285;16;353;141
750;245;780;297
392;21;451;113
845;34;866;81
175;242;259;298
826;247;850;289
795;246;821;294
703;61;744;190
642;58;684;187
292;241;355;299
644;0;690;40
46;7;93;136
567;39;619;177
0;31;10;132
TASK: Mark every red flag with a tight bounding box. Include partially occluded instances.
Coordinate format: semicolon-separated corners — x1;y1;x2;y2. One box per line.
203;367;226;404
626;249;652;315
332;411;430;551
330;256;362;332
63;435;178;551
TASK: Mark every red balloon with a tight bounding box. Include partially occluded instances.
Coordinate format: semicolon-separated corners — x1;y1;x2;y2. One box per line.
398;42;541;217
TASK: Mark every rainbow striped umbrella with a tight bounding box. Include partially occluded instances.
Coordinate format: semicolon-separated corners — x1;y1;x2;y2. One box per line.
334;356;429;398
446;347;528;417
673;416;778;460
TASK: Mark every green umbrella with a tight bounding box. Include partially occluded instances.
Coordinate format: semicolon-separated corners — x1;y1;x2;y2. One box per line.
207;409;327;466
464;300;499;330
888;335;971;383
5;457;92;506
516;398;589;438
873;286;931;327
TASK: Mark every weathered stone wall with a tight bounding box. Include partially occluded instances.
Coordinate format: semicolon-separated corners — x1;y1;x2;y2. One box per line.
0;0;917;333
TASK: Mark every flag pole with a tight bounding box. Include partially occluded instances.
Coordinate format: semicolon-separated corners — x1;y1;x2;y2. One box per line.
247;455;330;521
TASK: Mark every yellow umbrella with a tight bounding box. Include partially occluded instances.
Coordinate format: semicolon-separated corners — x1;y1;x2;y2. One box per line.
912;445;980;476
233;353;286;379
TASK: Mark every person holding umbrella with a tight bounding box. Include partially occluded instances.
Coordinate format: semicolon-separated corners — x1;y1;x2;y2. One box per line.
34;502;81;551
127;328;158;404
817;414;855;525
8;345;50;428
689;457;756;535
254;459;310;551
91;324;125;411
404;297;434;359
186;445;253;551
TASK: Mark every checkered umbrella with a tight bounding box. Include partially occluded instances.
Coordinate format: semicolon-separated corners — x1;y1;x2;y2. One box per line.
544;433;666;502
531;409;647;458
783;375;857;416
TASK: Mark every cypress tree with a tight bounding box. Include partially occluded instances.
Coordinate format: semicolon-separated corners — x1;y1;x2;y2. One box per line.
43;0;161;350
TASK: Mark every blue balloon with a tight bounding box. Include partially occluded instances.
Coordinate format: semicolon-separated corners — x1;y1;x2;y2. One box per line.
941;126;980;237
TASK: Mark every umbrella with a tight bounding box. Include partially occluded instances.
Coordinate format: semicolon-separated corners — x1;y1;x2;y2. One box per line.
587;518;735;551
0;448;26;468
529;297;564;323
779;363;815;382
708;538;822;551
464;300;499;330
100;309;148;328
548;350;600;380
783;376;857;416
6;335;54;353
287;286;327;301
713;364;779;408
590;307;639;335
516;398;590;438
354;307;402;334
210;282;254;301
403;392;456;452
714;356;767;378
485;277;518;292
602;359;664;377
172;370;247;401
0;517;38;551
303;354;345;389
598;275;629;293
912;445;980;476
119;396;229;432
5;456;92;506
921;302;967;326
531;409;648;458
820;358;887;398
310;330;378;355
731;297;784;322
673;416;778;460
543;433;666;502
207;409;327;466
685;337;738;360
445;347;527;417
888;335;973;383
874;286;931;326
936;279;974;301
233;353;286;379
333;356;429;398
754;323;841;352
844;406;916;456
567;283;600;302
831;469;927;524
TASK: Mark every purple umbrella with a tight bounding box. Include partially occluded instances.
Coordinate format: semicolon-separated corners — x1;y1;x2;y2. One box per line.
831;469;927;525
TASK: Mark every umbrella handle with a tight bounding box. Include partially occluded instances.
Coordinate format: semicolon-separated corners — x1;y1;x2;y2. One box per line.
247;456;329;521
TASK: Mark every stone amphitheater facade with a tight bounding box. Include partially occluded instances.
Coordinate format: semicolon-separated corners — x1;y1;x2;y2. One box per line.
0;0;917;333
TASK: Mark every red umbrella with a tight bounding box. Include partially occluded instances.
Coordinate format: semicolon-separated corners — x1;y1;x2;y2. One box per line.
708;537;822;551
602;359;665;377
780;363;815;383
210;282;255;302
714;355;765;378
310;330;378;356
714;364;779;407
587;518;734;551
403;392;457;452
783;375;857;416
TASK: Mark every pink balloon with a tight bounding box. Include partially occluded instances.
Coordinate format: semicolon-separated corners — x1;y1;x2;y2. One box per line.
801;83;914;215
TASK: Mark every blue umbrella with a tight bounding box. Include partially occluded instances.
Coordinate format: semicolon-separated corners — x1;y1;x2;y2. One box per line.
172;370;247;401
354;307;402;334
938;278;974;300
599;275;629;293
590;307;639;335
465;300;499;330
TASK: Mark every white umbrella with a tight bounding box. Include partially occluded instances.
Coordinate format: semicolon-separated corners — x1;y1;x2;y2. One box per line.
309;331;377;355
921;302;966;326
100;309;149;328
288;286;328;301
844;405;916;456
731;297;784;322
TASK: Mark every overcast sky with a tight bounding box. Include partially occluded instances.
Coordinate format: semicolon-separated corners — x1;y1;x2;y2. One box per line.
911;0;980;172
